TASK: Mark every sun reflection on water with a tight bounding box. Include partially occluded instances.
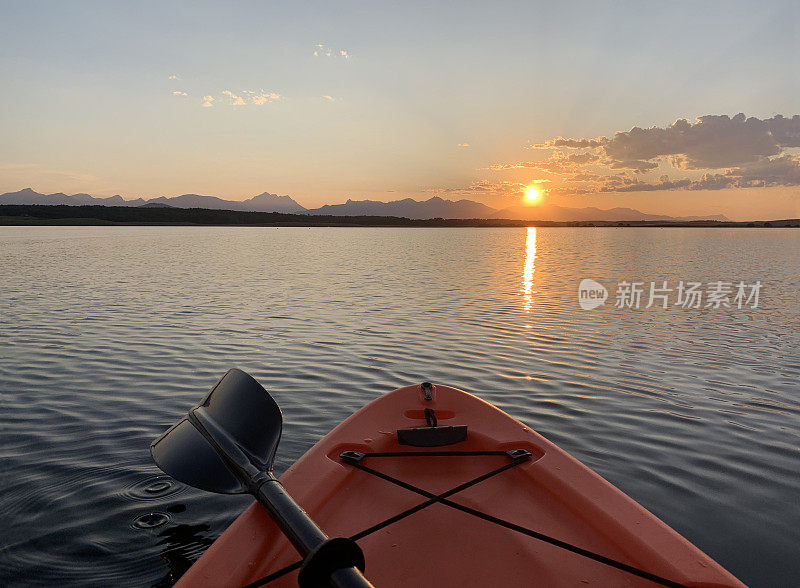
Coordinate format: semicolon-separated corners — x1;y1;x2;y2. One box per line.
522;226;536;312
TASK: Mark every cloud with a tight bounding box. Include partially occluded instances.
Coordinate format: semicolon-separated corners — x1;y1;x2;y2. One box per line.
767;114;800;147
314;43;350;59
569;172;605;182
607;158;659;173
549;154;800;195
172;90;187;96
428;180;529;197
601;114;798;170
731;153;800;183
531;137;606;149
221;90;245;106
197;90;282;107
567;152;600;164
168;74;180;80
322;95;335;102
603;176;692;193
495;113;800;194
252;94;278;104
458;143;470;148
245;90;281;105
690;153;800;190
489;151;599;173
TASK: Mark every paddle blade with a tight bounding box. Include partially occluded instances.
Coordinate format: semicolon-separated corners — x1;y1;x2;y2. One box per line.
151;417;248;494
199;368;283;472
150;369;283;494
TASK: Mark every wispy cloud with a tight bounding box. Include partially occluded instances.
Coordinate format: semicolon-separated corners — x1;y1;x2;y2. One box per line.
427;180;529;197
168;74;180;80
530;137;605;149
245;90;281;105
322;95;336;102
314;43;351;60
172;90;187;96
200;90;282;107
221;90;245;105
491;114;800;195
458;143;470;148
313;43;331;57
489;151;599;172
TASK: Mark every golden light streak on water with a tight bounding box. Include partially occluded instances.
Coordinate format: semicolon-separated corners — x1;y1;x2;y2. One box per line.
522;226;536;312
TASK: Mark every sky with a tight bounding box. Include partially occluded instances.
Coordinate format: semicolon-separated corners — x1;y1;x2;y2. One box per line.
1;0;799;220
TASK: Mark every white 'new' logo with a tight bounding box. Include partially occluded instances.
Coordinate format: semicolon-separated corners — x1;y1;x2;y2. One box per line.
578;279;608;310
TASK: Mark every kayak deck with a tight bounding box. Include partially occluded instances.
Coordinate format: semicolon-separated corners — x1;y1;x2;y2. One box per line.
178;383;743;587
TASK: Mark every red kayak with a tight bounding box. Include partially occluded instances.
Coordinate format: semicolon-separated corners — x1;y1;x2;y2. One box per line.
173;381;743;587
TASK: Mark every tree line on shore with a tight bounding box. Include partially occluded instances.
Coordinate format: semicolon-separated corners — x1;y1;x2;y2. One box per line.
1;204;797;228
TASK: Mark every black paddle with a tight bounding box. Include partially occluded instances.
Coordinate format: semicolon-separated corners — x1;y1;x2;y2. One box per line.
150;368;373;588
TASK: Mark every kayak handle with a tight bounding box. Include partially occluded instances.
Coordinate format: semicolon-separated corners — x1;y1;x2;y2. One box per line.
421;381;433;401
256;479;372;588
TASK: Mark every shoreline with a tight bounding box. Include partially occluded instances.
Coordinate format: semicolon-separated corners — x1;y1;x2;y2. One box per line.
1;205;798;228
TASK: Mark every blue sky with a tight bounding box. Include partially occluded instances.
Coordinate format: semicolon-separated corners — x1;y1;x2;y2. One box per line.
1;1;799;218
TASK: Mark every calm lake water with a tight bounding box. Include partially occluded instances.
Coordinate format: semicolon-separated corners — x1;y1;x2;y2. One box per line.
1;226;798;586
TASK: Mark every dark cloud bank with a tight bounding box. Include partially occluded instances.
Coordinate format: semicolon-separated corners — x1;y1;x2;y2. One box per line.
498;114;800;195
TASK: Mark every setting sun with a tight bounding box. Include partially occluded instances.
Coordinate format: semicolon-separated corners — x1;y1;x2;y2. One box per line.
525;187;541;203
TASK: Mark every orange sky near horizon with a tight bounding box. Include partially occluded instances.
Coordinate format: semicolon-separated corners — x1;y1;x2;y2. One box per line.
2;169;798;222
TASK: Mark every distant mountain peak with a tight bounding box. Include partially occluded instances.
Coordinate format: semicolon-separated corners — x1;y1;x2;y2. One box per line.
250;192;279;201
243;192;307;212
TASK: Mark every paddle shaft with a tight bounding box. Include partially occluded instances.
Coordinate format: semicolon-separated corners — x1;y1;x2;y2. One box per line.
256;479;373;588
256;479;328;552
190;408;371;586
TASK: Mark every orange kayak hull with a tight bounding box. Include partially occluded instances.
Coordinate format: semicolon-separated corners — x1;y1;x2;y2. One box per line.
177;383;744;587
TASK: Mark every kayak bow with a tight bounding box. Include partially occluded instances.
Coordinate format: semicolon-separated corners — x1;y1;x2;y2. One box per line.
154;372;744;588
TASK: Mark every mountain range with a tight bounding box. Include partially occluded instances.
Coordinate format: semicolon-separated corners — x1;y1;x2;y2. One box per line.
0;188;307;214
310;197;496;219
0;188;730;222
489;203;729;222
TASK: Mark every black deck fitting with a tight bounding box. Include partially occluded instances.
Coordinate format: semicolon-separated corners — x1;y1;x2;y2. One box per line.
505;449;533;461
339;451;366;464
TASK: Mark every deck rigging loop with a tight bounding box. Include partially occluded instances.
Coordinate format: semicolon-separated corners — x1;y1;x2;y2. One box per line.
424;408;437;428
